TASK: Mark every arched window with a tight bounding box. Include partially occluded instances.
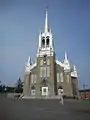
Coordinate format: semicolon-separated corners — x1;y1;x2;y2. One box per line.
46;36;49;47
40;67;43;77
60;73;63;82
46;66;50;77
57;73;59;82
41;37;45;48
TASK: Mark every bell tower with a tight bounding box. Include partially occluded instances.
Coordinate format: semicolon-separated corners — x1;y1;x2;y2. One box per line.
36;9;56;96
37;9;54;57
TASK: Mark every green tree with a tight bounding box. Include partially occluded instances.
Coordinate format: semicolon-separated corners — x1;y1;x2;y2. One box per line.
15;78;23;93
0;81;6;92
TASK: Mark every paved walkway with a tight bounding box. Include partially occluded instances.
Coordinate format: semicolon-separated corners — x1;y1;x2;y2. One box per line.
0;98;90;120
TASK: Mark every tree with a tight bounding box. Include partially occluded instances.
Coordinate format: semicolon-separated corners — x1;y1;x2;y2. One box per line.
0;84;3;92
0;82;6;92
15;78;23;93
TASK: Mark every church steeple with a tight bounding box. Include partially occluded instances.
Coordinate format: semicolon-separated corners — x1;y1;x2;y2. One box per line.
37;9;54;57
44;9;48;33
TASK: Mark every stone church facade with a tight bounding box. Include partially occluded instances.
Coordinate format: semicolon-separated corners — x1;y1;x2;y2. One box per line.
23;10;79;98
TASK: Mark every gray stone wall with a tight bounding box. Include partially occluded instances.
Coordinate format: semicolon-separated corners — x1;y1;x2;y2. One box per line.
63;72;73;97
71;77;79;98
23;73;30;96
56;63;73;97
35;55;55;96
23;55;78;97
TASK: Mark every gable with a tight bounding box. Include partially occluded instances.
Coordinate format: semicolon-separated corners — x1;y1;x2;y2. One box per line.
56;60;64;67
55;60;64;72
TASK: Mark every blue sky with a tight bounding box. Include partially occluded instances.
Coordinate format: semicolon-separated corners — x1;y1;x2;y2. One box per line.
0;0;90;89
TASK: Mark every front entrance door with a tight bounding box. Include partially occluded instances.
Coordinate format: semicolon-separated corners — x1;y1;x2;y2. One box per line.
42;87;48;96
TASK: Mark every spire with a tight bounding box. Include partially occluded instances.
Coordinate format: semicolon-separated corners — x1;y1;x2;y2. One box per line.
44;9;48;33
65;52;68;61
25;56;31;73
64;52;69;64
37;7;55;57
63;52;70;72
28;56;32;65
27;56;30;63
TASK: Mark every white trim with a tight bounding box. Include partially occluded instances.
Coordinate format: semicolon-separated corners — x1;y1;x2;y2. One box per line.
37;51;54;57
42;87;48;96
71;72;78;77
56;60;64;67
41;32;51;37
64;65;70;72
30;62;36;70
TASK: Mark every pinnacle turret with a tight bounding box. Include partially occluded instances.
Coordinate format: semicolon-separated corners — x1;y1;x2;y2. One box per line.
63;52;70;72
73;65;77;72
71;65;78;77
63;52;69;64
25;56;31;73
65;52;68;61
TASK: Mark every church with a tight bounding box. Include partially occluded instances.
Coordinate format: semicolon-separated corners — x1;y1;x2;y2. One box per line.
22;10;79;98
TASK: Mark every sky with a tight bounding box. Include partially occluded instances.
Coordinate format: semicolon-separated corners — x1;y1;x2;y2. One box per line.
0;0;90;89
